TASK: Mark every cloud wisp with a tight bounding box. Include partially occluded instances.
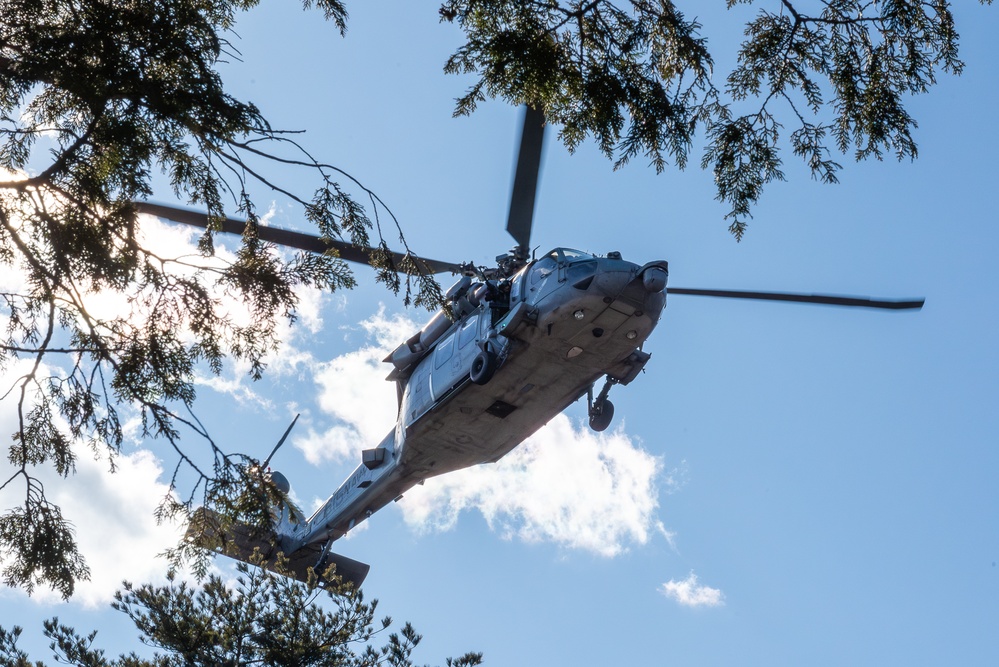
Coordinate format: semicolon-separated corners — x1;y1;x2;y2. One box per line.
660;571;725;608
400;415;666;556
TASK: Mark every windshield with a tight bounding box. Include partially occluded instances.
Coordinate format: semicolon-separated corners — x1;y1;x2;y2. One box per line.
546;248;593;262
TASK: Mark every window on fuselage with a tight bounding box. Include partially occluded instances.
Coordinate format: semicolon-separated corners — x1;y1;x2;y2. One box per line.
458;316;478;349
434;334;455;368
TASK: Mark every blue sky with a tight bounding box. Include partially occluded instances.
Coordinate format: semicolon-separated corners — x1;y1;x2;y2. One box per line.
2;2;997;665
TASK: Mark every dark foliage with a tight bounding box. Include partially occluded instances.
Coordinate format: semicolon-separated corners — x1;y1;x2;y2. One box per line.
0;557;483;666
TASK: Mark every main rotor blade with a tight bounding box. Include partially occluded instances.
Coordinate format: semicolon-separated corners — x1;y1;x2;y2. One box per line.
133;202;462;275
668;287;924;310
506;105;545;251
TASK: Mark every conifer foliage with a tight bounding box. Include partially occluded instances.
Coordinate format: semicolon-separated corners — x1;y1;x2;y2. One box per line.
440;0;989;238
0;558;483;666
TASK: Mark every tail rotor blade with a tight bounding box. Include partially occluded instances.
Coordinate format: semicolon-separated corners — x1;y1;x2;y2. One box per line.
668;287;924;310
506;105;545;252
262;414;299;469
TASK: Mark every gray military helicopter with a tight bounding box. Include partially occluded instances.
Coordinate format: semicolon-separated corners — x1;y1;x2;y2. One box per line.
135;107;923;588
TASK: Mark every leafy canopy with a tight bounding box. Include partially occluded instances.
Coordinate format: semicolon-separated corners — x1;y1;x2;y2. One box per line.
0;556;483;666
0;0;429;601
441;0;989;238
0;0;990;600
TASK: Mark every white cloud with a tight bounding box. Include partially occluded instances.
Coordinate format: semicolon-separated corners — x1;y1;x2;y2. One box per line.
77;213;234;327
42;446;185;607
293;309;411;465
305;310;670;557
399;416;667;556
133;208;338;405
192;368;275;409
660;572;725;608
288;280;328;336
0;359;183;608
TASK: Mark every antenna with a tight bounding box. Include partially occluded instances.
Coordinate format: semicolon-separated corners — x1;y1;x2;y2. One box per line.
262;414;300;468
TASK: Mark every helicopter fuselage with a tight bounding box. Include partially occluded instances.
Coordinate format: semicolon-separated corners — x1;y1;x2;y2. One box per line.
160;102;921;589
279;248;668;554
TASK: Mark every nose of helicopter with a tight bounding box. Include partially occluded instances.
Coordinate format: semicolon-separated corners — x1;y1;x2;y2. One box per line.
522;253;668;363
587;256;668;309
551;255;669;345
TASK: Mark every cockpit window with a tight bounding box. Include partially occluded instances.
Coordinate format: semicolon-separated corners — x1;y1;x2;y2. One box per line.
531;255;557;285
542;248;593;264
566;259;597;285
560;248;592;261
509;266;528;303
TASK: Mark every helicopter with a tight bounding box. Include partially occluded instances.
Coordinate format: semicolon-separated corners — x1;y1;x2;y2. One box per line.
134;106;924;588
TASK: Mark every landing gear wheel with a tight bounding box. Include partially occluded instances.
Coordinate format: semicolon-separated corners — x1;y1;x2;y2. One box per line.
589;399;614;432
470;350;497;385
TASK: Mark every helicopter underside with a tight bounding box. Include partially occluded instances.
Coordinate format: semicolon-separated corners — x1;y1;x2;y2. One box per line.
398;280;663;479
291;266;666;550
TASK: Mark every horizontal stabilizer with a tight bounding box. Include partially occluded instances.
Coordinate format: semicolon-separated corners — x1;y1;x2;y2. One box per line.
187;508;370;588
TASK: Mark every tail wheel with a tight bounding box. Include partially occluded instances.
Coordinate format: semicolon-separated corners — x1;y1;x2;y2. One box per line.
589;399;614;432
470;350;497;385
